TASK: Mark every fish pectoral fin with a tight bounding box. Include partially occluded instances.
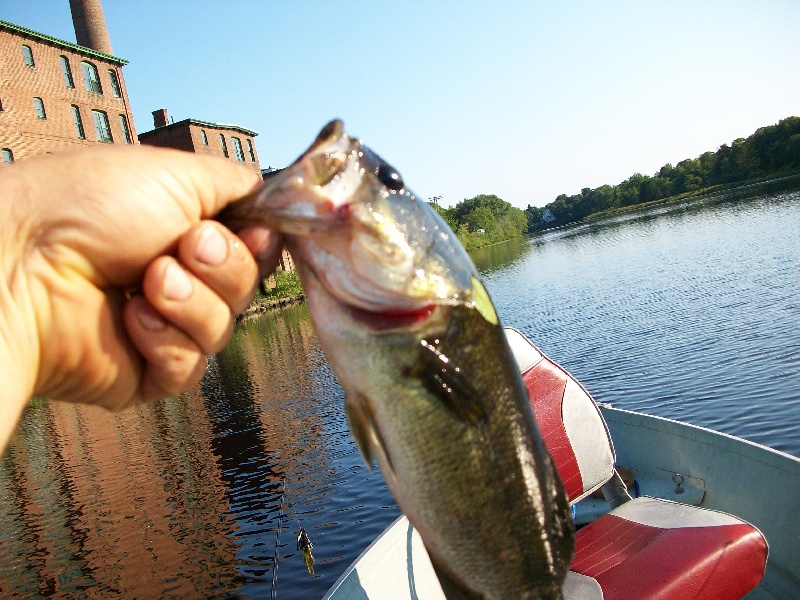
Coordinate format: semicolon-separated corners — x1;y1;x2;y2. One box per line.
345;393;396;475
418;340;489;425
426;547;481;600
346;397;375;468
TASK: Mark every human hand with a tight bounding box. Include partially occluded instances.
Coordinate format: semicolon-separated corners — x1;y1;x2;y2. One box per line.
0;145;282;449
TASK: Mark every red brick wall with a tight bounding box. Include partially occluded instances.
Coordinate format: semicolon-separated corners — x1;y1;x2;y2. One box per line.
0;28;137;161
190;124;261;174
137;122;195;152
140;121;262;175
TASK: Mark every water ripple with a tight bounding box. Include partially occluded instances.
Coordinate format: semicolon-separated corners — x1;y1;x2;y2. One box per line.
488;190;800;457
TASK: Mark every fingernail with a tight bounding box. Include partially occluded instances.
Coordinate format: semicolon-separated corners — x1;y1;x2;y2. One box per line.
163;261;193;300
137;303;167;331
195;225;228;266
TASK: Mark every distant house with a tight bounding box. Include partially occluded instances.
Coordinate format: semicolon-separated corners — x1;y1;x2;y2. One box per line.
0;15;136;163
542;208;556;223
138;108;262;177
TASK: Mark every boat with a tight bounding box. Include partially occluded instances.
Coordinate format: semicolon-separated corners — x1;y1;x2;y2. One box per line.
324;328;800;599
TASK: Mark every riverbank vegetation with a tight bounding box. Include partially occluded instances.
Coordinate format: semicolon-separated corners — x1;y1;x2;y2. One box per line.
239;269;304;320
431;195;529;251
526;116;800;229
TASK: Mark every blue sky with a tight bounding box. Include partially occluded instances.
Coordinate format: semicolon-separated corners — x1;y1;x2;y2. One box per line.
3;1;798;208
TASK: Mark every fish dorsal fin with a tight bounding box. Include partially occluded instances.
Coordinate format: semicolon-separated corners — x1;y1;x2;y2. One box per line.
417;339;488;425
345;393;396;475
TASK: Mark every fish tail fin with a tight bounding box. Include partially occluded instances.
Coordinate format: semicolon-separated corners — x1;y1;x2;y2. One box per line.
303;548;315;575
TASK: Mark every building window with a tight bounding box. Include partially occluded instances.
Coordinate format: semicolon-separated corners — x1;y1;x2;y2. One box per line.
246;138;256;161
71;105;85;139
34;97;46;119
2;148;13;164
22;45;34;67
219;134;229;158
232;137;245;161
200;130;208;145
60;56;74;88
92;110;113;142
108;69;121;97
118;114;131;143
82;61;103;94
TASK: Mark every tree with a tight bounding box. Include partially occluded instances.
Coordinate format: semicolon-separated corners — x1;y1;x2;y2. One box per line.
464;206;497;232
443;194;529;250
534;115;799;225
429;202;458;230
525;205;544;232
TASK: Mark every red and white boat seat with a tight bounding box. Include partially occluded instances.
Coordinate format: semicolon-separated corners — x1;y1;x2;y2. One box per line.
506;328;616;504
504;327;769;600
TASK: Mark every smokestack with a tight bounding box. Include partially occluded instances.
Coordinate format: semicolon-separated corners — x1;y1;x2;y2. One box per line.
152;109;169;128
69;0;114;55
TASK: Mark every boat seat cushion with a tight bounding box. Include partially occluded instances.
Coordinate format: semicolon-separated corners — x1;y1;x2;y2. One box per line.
505;327;615;503
568;497;768;600
504;328;767;598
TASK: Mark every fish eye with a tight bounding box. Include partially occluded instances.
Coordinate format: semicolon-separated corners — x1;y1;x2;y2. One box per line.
377;162;405;191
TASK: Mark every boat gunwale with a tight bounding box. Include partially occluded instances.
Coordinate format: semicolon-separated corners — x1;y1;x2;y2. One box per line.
600;405;800;473
322;514;408;600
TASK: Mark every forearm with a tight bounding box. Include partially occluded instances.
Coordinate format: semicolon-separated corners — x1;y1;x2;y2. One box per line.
0;309;37;452
0;172;39;451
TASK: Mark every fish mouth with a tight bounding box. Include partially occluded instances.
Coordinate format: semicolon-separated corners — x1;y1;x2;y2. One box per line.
347;304;437;331
293;247;438;332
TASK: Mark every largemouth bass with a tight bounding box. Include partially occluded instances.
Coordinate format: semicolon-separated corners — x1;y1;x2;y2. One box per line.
218;120;574;599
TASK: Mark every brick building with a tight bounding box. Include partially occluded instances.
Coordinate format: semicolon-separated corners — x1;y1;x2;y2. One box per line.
0;12;136;163
138;108;262;177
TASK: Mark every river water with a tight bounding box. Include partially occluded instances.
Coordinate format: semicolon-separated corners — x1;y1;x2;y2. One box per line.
1;188;797;599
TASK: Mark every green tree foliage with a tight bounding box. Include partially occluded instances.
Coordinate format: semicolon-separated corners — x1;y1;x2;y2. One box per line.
263;269;303;299
430;194;528;251
430;202;459;230
530;116;800;230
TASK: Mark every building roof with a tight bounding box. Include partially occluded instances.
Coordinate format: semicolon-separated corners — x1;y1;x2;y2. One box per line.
139;118;259;138
0;19;128;65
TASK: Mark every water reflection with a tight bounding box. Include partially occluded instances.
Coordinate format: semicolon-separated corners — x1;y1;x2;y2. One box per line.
469;235;532;274
0;394;241;598
0;304;399;599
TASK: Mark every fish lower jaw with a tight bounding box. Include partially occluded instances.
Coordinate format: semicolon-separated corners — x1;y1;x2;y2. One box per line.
346;304;436;331
293;249;438;331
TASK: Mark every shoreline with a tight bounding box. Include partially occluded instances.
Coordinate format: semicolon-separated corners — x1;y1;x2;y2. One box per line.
534;171;800;233
582;171;800;224
236;293;305;322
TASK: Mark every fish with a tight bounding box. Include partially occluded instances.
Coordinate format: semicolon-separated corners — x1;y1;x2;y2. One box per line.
218;120;574;599
297;527;315;575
